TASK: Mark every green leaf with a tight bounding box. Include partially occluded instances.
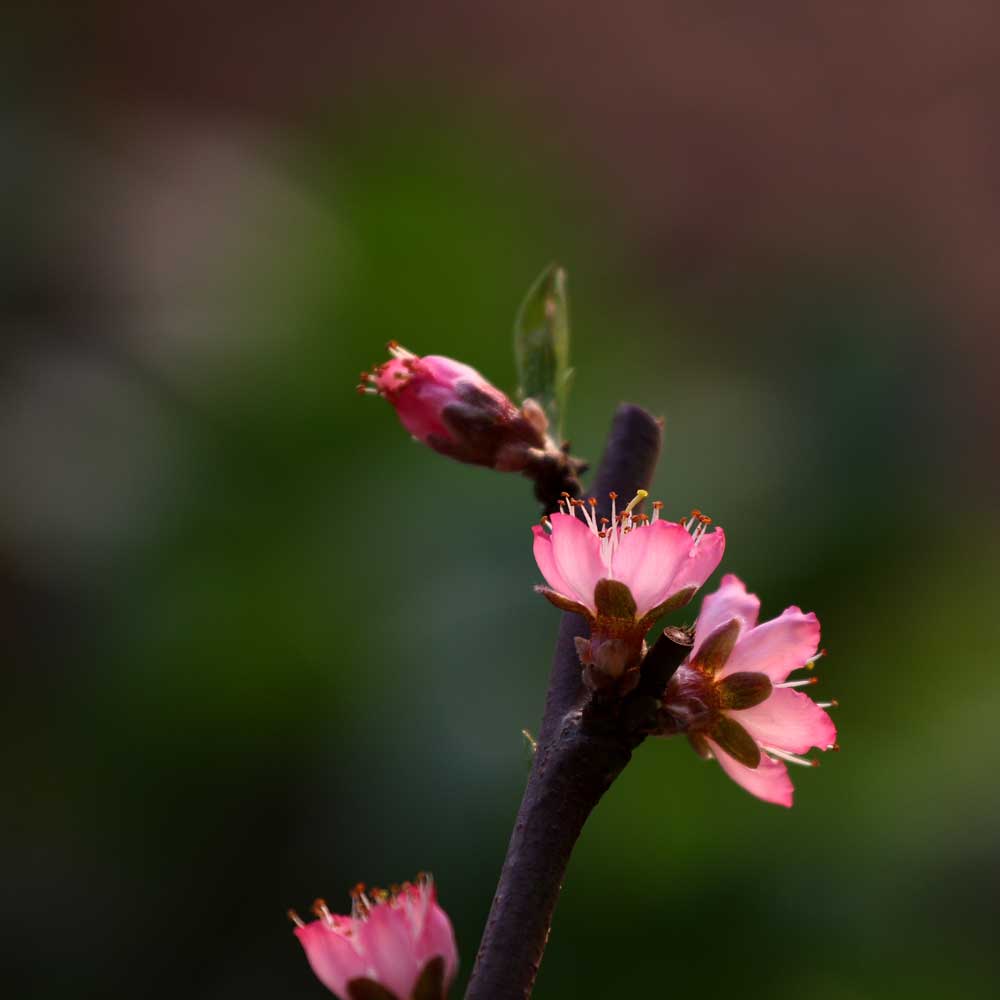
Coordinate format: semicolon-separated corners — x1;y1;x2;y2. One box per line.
513;263;572;440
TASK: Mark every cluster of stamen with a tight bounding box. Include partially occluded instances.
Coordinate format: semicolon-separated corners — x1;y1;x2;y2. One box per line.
541;490;713;574
357;341;418;396
680;507;714;543
288;873;433;931
765;648;840;763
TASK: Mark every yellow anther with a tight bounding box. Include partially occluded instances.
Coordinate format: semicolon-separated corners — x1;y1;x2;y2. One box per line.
623;489;648;515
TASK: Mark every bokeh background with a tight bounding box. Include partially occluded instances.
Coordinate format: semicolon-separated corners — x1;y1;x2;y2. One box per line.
5;3;1000;997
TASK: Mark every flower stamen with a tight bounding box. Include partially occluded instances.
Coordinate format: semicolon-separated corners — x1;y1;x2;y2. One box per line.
762;745;819;767
623;489;648;516
312;899;336;927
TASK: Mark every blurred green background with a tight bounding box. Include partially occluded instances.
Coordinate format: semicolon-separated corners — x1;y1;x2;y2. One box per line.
4;4;999;998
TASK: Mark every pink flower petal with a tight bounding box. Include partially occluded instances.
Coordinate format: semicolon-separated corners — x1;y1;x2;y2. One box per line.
415;900;460;987
691;572;759;658
532;525;580;608
420;354;485;386
548;512;606;610
610;520;692;616
708;738;794;807
718;606;821;682
357;904;422;1000
669;527;725;596
295;921;368;999
731;688;837;755
393;380;455;443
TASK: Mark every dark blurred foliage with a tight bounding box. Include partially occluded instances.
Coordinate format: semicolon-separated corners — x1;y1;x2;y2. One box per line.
2;4;999;999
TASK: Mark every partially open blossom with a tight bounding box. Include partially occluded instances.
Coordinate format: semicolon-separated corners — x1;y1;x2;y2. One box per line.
661;574;838;807
532;491;725;688
291;874;459;1000
359;342;551;472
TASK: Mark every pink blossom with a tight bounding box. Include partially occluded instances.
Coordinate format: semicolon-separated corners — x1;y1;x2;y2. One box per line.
532;490;725;686
359;343;548;470
292;875;459;1000
663;574;838;807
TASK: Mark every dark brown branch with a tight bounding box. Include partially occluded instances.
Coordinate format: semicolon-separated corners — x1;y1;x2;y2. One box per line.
464;404;666;1000
524;447;587;513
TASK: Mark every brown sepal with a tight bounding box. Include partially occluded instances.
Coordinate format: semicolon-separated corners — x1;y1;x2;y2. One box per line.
692;617;741;675
535;586;591;618
593;578;637;620
347;979;400;1000
688;732;713;759
638;586;697;629
411;956;447;1000
717;671;773;710
710;715;761;768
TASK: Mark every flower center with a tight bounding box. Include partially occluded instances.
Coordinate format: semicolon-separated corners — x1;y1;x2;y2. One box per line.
551;490;714;575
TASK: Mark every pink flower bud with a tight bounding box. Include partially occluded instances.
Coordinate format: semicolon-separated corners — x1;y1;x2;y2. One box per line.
359;343;548;471
291;875;459;1000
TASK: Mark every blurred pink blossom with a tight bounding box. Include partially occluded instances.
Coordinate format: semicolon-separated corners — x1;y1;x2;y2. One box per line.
293;875;458;999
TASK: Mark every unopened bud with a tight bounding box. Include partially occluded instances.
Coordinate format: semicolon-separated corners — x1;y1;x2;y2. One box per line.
361;344;548;471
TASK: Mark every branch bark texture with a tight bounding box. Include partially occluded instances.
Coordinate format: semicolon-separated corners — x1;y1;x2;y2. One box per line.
464;404;666;1000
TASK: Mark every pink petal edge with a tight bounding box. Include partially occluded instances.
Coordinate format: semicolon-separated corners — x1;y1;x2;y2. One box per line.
691;570;758;657
708;738;795;807
295;922;367;999
731;688;837;755
531;525;582;608
719;606;821;682
548;512;606;610
357;904;422;1000
669;527;726;599
611;520;696;616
